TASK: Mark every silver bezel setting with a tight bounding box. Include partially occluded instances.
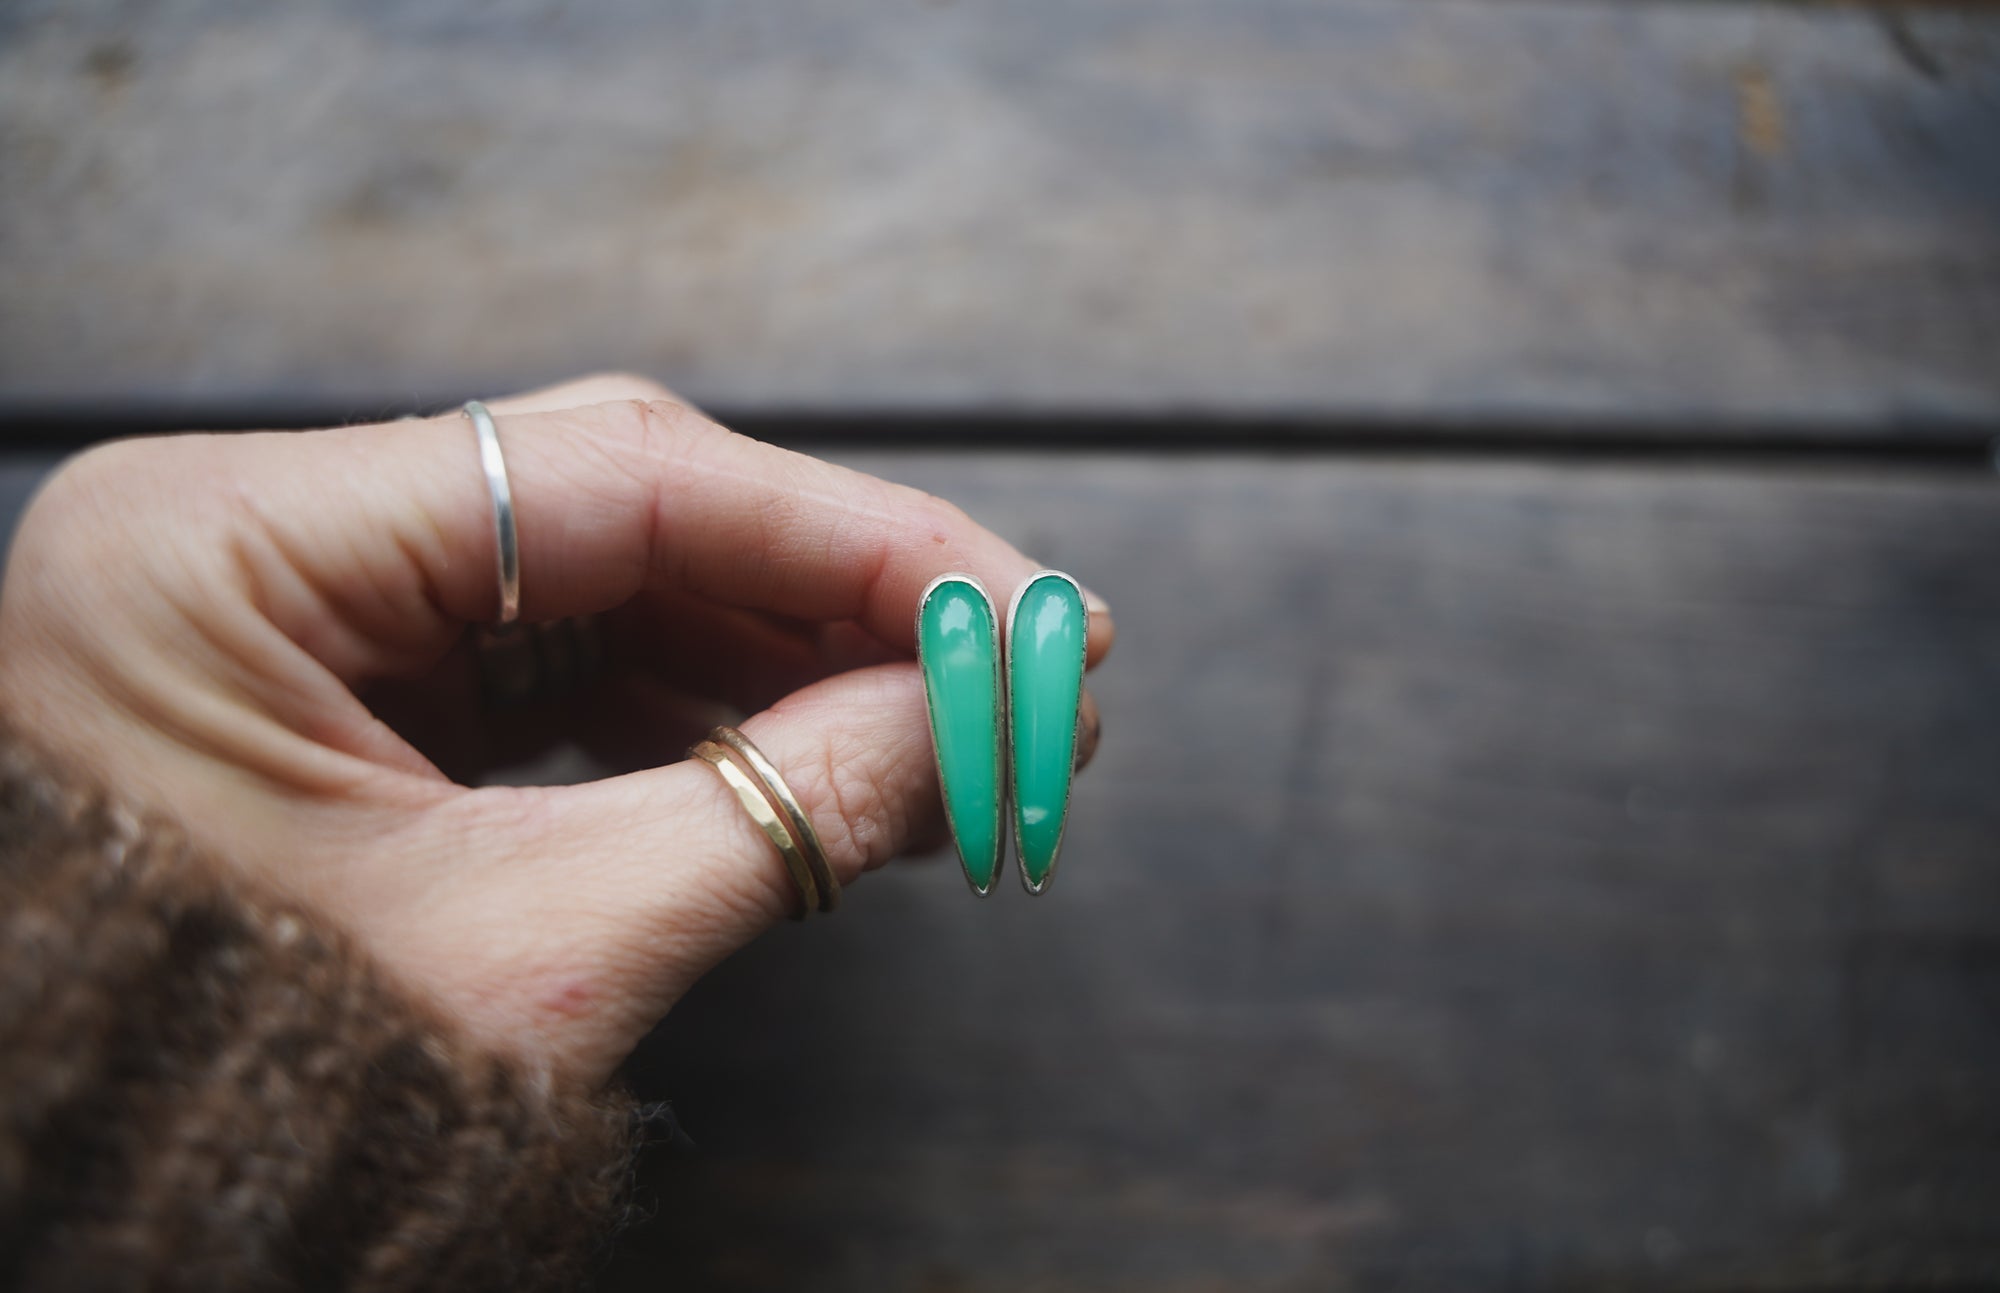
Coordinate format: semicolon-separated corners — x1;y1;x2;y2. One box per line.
917;572;1006;898
1005;569;1088;896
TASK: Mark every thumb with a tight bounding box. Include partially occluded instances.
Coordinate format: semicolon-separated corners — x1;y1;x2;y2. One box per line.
414;663;943;1084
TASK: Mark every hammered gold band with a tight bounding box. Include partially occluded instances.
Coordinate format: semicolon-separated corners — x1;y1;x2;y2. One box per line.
690;726;841;919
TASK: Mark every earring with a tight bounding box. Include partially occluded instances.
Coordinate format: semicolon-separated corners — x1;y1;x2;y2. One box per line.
917;573;1005;896
1006;571;1087;894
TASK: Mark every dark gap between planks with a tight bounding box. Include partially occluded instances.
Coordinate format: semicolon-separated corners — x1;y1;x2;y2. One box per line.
1;407;1995;472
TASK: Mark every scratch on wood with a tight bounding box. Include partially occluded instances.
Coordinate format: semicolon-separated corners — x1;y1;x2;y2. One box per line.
1876;10;1946;83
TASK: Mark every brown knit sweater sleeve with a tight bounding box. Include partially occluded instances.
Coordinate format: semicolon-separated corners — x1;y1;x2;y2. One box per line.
0;726;640;1291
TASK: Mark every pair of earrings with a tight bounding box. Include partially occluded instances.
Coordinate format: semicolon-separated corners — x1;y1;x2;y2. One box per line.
917;570;1088;896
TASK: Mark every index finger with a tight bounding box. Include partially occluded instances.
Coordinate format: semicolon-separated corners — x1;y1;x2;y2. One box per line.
289;398;1114;670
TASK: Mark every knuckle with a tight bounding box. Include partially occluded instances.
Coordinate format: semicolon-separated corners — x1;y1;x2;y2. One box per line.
558;398;702;495
0;440;204;662
12;440;158;566
587;370;676;403
900;488;976;552
595;396;724;463
39;438;140;507
631;396;704;438
916;489;971;530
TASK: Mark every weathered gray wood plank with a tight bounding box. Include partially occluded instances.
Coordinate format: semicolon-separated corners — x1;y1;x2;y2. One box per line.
1;1;1996;436
1;443;1995;1283
604;452;2000;1289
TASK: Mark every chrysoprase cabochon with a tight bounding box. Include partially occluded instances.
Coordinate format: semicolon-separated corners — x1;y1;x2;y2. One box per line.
917;575;1005;895
1007;571;1087;893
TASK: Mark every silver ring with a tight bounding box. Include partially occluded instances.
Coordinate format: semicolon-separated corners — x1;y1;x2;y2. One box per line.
463;400;520;625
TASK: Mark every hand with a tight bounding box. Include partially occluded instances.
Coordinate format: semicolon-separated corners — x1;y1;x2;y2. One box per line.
0;374;1112;1084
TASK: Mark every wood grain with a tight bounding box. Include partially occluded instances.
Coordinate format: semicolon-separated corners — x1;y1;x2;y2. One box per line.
1;1;1996;437
0;442;1995;1284
603;451;2000;1290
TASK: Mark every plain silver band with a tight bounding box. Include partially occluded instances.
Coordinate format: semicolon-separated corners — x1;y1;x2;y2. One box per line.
462;400;520;625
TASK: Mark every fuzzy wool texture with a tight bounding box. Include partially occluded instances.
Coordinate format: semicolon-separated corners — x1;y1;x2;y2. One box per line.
0;722;641;1290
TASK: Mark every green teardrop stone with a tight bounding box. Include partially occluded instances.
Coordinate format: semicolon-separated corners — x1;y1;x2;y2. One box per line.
1008;572;1086;892
919;577;1003;894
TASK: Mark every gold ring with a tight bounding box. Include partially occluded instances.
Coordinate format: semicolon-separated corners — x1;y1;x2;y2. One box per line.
709;726;840;913
689;725;841;918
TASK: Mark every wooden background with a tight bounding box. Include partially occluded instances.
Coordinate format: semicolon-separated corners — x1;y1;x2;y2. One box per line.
3;1;1999;1289
4;0;1998;435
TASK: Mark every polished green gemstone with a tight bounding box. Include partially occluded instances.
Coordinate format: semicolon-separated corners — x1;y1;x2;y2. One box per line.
1008;572;1086;893
918;576;1004;894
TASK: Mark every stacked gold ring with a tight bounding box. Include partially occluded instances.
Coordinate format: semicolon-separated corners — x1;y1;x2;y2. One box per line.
689;726;841;919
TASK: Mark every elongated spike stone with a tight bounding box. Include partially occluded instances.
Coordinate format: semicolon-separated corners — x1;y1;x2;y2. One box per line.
918;576;1004;895
1008;572;1086;893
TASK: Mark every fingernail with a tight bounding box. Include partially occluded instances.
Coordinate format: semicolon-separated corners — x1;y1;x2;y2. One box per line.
1084;589;1112;617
